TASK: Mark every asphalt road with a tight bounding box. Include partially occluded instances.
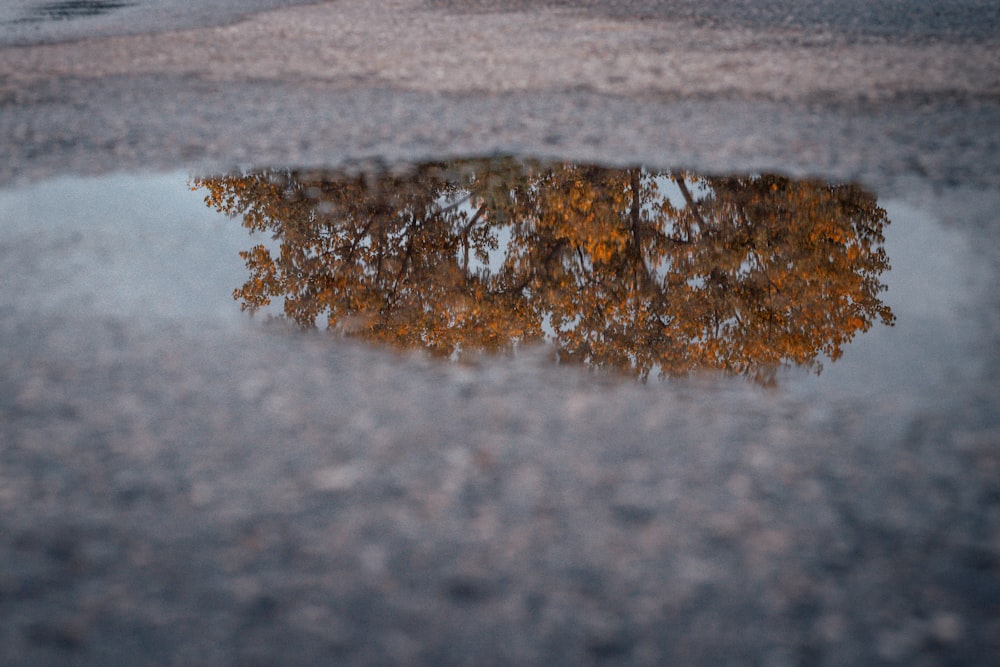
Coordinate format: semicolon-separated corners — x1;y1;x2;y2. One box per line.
2;0;999;189
2;1;999;665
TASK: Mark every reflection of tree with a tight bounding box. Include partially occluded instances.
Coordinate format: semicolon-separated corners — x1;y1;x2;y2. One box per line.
194;158;894;383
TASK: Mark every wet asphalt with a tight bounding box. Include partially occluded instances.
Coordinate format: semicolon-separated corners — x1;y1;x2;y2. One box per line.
1;1;999;664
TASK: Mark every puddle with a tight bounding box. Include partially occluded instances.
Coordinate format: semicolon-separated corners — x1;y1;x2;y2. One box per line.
7;0;134;22
1;157;993;393
0;0;320;45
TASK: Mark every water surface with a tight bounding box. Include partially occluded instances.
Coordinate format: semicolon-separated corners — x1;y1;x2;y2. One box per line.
1;157;992;394
0;0;319;45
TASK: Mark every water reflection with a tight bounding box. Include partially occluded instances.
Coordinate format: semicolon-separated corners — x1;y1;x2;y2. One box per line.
194;158;894;384
18;1;134;21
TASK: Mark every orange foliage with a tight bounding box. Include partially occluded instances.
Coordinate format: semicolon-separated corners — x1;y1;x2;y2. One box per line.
194;158;894;384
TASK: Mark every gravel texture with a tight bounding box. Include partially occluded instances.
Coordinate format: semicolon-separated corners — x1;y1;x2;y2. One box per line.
0;0;998;190
2;0;999;664
3;311;998;665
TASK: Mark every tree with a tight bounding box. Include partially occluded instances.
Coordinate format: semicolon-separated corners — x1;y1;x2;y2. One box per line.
194;158;894;384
